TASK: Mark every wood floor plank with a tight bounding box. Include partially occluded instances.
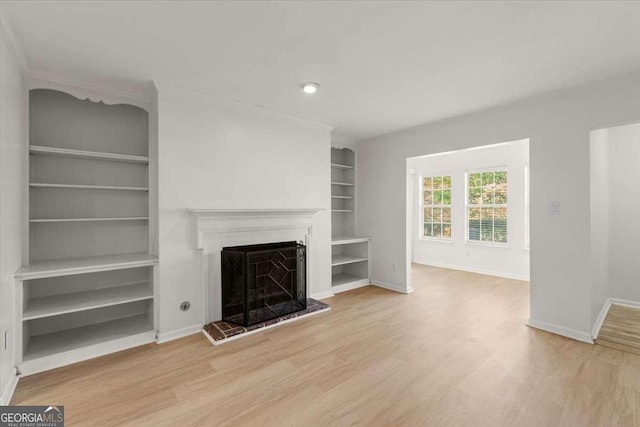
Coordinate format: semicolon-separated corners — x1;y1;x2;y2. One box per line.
11;265;640;426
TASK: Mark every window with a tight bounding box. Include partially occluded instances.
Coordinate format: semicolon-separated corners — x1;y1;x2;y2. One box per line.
422;175;452;239
467;169;507;244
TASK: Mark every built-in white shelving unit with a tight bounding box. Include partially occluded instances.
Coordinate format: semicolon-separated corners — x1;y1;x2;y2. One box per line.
330;146;371;293
15;86;158;376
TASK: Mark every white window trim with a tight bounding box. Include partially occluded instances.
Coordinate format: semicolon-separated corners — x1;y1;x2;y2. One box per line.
464;166;509;247
524;163;530;251
419;174;453;241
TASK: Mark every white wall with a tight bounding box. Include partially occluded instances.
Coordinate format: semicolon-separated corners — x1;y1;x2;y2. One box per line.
157;86;332;337
357;72;640;342
0;32;24;402
589;129;611;328
607;123;640;302
409;140;529;280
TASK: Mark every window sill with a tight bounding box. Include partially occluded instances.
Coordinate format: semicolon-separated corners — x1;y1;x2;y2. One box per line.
464;241;510;249
419;237;454;244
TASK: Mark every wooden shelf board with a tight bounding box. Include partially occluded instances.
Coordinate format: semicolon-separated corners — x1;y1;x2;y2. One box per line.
23;314;154;361
331;181;354;186
331;273;370;289
29;145;149;164
331;255;368;266
30;217;149;223
332;210;354;213
331;163;354;169
23;282;153;320
331;236;370;245
331;195;353;199
30;183;149;191
16;253;158;280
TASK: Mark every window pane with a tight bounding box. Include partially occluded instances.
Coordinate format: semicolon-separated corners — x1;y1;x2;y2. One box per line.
494;190;507;204
481;207;493;241
482;187;494;204
433;190;443;204
469;188;482;205
481;224;494;241
469;220;480;240
424;190;432;204
443;223;451;238
424;223;432;237
433;208;442;222
424;207;433;222
469;207;481;220
494;207;508;243
442;207;451;222
442;176;452;189
423;177;433;189
433;176;443;189
443;189;451;205
495;171;507;184
482;172;494;186
469;173;482;187
433;223;442;238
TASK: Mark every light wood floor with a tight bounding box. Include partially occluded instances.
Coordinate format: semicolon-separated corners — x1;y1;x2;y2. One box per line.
598;304;640;356
12;265;640;426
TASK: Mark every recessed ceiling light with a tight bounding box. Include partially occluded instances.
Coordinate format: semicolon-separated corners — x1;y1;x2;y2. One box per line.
300;82;320;94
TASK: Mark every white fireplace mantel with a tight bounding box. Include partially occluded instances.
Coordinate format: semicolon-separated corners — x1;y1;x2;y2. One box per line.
187;208;324;322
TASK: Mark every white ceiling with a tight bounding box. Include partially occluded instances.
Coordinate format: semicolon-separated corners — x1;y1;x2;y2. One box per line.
5;1;640;140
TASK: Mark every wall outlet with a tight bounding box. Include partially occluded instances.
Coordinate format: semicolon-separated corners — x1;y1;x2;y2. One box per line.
549;201;560;215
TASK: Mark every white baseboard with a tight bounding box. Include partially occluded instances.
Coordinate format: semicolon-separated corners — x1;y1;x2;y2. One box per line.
156;324;203;344
592;298;613;340
371;280;413;294
416;261;529;282
609;298;640;310
0;369;18;406
527;318;593;344
310;290;335;300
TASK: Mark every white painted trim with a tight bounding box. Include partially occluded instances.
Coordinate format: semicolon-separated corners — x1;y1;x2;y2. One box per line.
415;261;530;282
609;298;640;310
527;318;593;344
0;369;18;405
0;5;28;70
592;298;612;340
156;324;203;344
157;82;334;132
332;279;370;294
310;291;335;300
25;69;153;110
371;279;414;294
203;307;331;346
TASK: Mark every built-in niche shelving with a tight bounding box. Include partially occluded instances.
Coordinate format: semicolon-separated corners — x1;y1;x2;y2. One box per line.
15;87;158;376
330;147;371;293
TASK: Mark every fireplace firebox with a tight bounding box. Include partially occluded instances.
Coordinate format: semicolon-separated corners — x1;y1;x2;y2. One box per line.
221;241;307;326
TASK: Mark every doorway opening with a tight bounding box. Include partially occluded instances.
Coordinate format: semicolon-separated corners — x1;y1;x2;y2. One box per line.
405;139;530;292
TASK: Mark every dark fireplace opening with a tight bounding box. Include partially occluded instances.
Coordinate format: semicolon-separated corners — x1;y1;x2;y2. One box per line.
221;241;307;327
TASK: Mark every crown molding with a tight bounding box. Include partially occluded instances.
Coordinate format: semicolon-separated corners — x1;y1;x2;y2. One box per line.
157;82;334;133
25;68;154;111
0;5;28;71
